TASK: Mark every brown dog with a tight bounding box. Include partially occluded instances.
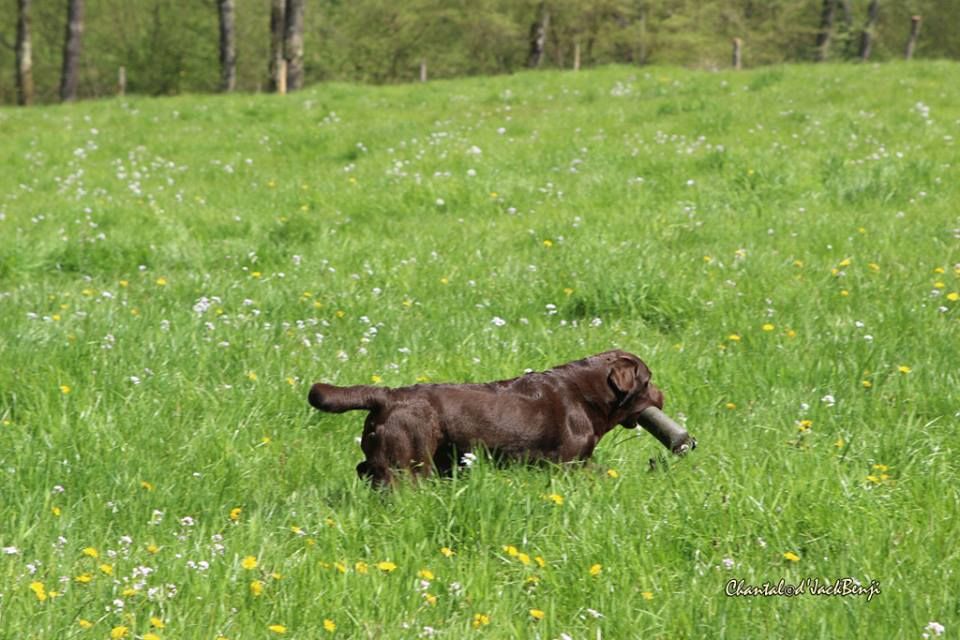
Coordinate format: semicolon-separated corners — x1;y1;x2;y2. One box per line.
308;350;692;486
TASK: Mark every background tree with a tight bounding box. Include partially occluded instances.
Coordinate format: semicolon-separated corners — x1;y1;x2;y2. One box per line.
283;0;305;90
218;0;236;92
15;0;34;105
59;0;84;101
268;0;285;91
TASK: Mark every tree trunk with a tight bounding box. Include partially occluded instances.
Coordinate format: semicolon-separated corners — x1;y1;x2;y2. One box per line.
218;0;236;92
59;0;84;102
268;0;285;92
904;15;921;60
858;0;879;61
283;0;305;91
15;0;34;106
838;0;855;57
815;0;835;62
527;2;549;68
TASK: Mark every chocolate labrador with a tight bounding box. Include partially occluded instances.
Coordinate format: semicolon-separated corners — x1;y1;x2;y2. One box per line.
308;350;694;486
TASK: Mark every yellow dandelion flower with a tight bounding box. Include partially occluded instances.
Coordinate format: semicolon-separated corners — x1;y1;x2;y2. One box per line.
518;553;531;566
230;507;242;522
535;556;546;568
371;374;382;383
51;506;61;517
725;402;737;410
251;271;262;279
607;468;619;479
762;323;775;332
290;525;303;535
840;290;850;297
333;561;347;574
934;281;945;289
793;259;804;268
728;334;741;342
440;546;455;558
99;563;113;576
144;633;161;640
155;277;167;287
542;239;553;248
834;437;845;448
423;592;438;606
376;560;397;572
544;493;564;506
246;371;258;381
785;329;797;338
642;591;654;600
838;258;852;268
563;287;574;296
74;573;93;584
898;365;911;374
119;279;129;288
503;545;519;557
947;292;960;302
589;563;602;576
872;463;889;472
525;575;541;586
783;551;800;562
418;569;435;581
355;561;369;574
140;480;154;491
529;609;545;620
82;547;98;559
122;587;138;597
29;581;47;601
110;626;129;639
866;474;880;484
60;385;72;395
146;543;159;554
250;580;264;597
78;619;94;629
323;619;336;632
268;624;287;635
241;555;258;570
868;263;880;272
440;277;449;285
150;617;165;629
472;613;490;628
862;380;873;389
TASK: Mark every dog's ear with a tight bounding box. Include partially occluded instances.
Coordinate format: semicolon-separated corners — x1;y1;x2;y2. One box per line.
607;356;639;399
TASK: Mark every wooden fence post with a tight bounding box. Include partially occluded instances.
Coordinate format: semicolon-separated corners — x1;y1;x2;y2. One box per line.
419;59;427;82
117;66;126;96
277;59;287;94
905;15;921;60
573;41;581;71
732;38;742;70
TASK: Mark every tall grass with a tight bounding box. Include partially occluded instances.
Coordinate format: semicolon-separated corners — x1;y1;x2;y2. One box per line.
0;62;958;639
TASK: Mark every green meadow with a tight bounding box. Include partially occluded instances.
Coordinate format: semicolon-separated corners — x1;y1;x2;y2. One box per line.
1;62;958;639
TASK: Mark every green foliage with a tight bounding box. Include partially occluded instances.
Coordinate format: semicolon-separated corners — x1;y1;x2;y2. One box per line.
2;0;959;104
0;62;959;638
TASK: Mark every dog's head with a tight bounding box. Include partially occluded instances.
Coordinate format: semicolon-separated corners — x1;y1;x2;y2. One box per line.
598;350;696;454
603;352;663;429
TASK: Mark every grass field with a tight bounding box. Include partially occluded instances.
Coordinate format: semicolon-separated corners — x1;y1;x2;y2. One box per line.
1;61;958;639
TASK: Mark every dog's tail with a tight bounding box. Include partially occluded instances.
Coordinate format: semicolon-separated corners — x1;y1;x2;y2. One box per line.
308;383;389;414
